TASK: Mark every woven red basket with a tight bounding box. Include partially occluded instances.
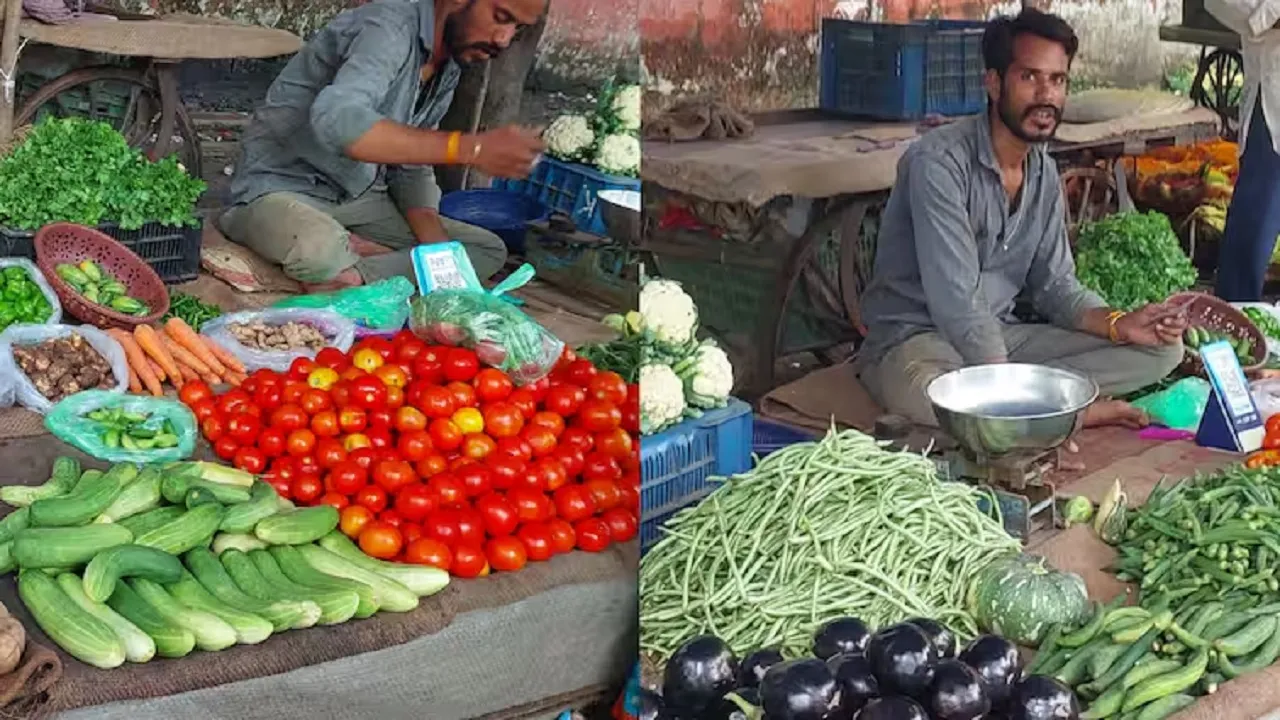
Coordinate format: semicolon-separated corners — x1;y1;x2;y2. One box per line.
34;223;170;330
1169;291;1267;376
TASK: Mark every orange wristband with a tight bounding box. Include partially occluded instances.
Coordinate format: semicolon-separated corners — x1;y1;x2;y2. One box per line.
1107;310;1126;343
445;131;461;164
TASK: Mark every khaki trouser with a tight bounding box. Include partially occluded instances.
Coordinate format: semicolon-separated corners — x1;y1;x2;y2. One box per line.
216;190;509;284
860;324;1185;426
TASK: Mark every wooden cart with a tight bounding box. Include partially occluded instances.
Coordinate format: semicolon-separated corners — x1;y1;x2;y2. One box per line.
1159;0;1243;139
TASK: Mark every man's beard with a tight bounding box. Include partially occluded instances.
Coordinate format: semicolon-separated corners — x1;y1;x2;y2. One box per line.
997;94;1063;144
443;14;501;64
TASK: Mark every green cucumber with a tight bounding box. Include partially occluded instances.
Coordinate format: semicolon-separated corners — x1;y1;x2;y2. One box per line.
128;578;236;652
1121;649;1209;713
219;481;281;534
183;547;320;631
1135;695;1195;720
1113;616;1158;644
1122;658;1183;689
0;508;30;544
82;544;184;603
253;506;339;546
105;581;195;658
117;506;185;537
0;457;81;507
1217;621;1280;679
18;569;125;669
56;572;154;663
28;464;129;527
94;467;162;523
293;545;417;613
12;524;133;569
167;570;272;645
316;531;449;597
266;545;379;618
220;549;357;626
135;503;223;555
1214;615;1276;657
1081;628;1162;696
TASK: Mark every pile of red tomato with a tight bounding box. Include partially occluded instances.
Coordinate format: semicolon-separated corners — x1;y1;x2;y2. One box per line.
178;330;641;579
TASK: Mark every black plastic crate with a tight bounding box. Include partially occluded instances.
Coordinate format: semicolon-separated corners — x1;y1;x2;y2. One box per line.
0;219;203;284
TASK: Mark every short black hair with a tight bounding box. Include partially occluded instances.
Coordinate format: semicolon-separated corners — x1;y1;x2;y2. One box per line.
982;8;1079;77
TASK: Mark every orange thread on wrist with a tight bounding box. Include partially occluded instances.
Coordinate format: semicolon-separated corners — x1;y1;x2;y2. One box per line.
445;131;461;164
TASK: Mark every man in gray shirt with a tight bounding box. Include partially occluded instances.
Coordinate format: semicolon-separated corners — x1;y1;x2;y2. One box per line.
217;0;547;291
858;9;1187;429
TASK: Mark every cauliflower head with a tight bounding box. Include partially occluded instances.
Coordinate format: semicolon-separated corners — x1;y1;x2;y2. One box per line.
639;278;698;345
682;341;734;409
612;85;642;132
595;133;640;177
544;114;595;161
639;363;686;434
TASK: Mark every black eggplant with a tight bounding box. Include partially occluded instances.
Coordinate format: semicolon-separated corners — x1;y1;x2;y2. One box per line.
857;696;930;720
662;635;739;719
638;688;669;720
866;623;938;698
827;652;880;720
926;659;991;720
905;617;957;659
759;658;841;720
740;648;786;687
958;635;1023;710
812;616;871;659
1007;675;1079;720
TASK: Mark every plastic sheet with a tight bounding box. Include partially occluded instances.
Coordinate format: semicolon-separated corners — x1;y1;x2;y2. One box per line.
202;308;356;373
273;277;415;331
1131;377;1211;431
0;323;129;414
45;390;197;464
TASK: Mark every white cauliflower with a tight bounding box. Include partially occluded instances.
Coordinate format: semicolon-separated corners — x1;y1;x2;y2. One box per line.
594;133;640;177
640;363;686;434
639;278;698;345
679;340;734;409
544;114;595;161
612;84;642;132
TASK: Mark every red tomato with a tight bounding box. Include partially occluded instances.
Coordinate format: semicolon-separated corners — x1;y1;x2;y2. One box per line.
621;399;640;435
214;436;239;461
496;436;534;464
560;427;595;455
216;389;252;416
423;510;461;546
233;447;267;474
401;522;424;545
428;418;464;452
474;493;519;537
486;536;528;572
581;452;622;483
379;509;405;528
525;377;551;403
315;439;348;470
461;433;497;461
544;386;586;417
266;404;304;432
451;544;490;578
325;460;367;495
517;523;555;562
315;347;349;370
482;403;524;438
574;517;612;552
252;384;283;411
553;448;586;479
430;473;467;508
340;505;374;538
358;523;403;560
318;492;349;511
455;509;486;546
509;488;553;523
533;458;569;492
291;474;324;504
447;381;477;409
367;409;394;431
178;380;214;407
618;485;640;515
372;460;415;493
522;426;558;457
281;381;308;406
350;376;389;410
528;411;565;437
601;508;638;543
385;385;405;410
594;427;634;459
397;430;434;463
374;364;409;389
223;413;259;445
355;485;389;513
286;429;317;457
394;407;428;433
584;480;623;512
507;388;538;420
405;537;452;571
338;408;367;434
395;483;438;522
587;371;629;405
396;338;427;363
289;357;317;381
416;453;449;479
412;354;446;386
349;447;377;471
546;518;577;554
443;348;480;382
456;465;494;498
576;401;622;433
331;382;352;409
257;427;286;458
450;456;477;471
553;485;597;523
417;386;456;419
473;368;514;402
310;411;340;438
300;389;333;417
191;398;218;424
486;456;527;491
295;454;322;478
565;359;598;387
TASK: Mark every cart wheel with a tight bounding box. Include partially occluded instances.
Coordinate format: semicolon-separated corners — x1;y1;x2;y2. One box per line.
16;65;203;179
1190;48;1243;140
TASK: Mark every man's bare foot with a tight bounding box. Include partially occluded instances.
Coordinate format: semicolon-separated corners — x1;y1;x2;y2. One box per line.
302;268;362;293
348;234;393;257
1082;399;1150;429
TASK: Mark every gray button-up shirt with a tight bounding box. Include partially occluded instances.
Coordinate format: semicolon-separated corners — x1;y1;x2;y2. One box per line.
858;113;1105;367
230;0;460;213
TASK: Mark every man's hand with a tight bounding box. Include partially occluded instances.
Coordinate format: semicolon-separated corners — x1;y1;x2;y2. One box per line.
1115;300;1191;346
468;126;545;179
405;207;450;245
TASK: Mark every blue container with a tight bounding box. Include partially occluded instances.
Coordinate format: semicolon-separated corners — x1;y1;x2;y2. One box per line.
753;418;819;459
819;19;986;121
640;400;753;553
438;189;549;254
493;157;640;237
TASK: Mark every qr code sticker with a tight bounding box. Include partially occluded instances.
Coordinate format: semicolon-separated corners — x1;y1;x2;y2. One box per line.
427;253;467;290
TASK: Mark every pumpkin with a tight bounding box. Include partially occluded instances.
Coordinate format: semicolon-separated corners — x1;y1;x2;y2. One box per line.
967;554;1090;647
1093;479;1128;545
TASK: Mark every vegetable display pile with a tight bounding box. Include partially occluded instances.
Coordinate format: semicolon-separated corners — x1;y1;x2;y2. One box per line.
1074;212;1197;311
180;332;640;578
542;80;641;177
639;428;1023;660
0;264;54;331
82;407;181;452
12;333;115;403
0;459;449;669
1241;307;1280;343
1183;326;1257;365
646;620;1079;720
108;318;248;396
580;278;734;435
227;320;327;352
163;293;223;332
55;261;149;317
0;117;205;231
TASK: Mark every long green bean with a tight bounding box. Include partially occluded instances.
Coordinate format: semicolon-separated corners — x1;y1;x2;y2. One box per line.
639;427;1021;660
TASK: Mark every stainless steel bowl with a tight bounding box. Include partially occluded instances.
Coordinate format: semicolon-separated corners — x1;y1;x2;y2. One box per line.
598;189;640;244
926;364;1098;458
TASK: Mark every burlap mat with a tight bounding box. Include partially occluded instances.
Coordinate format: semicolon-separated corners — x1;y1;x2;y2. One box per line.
641;107;1220;207
0;640;61;720
643;100;755;142
758;361;883;433
18;13;301;59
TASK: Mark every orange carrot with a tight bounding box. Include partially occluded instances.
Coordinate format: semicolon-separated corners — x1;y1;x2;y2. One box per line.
200;371;223;387
146;357;167;384
160;333;213;375
164;318;230;374
135;325;182;383
226;371;247;387
176;361;200;384
127;367;141;393
201;335;244;374
109;328;162;396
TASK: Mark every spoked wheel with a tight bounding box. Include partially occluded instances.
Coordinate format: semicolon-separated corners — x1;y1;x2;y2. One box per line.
16;65;203;178
1190;48;1243;140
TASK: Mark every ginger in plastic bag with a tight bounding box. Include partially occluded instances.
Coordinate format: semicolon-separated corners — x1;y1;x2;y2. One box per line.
409;265;564;385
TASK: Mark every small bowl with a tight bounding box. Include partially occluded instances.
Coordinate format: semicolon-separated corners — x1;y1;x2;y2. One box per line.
35;222;170;330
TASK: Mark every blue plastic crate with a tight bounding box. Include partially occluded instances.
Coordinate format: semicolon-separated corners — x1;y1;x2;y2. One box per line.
819;19;986;121
439;189;549;254
493;157;640;237
752;418;819;459
640;399;753;553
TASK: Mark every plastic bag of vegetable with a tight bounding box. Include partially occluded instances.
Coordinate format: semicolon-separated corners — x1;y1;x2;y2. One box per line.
272;277;415;332
0;258;61;332
409;264;564;385
45;390;197;464
0;323;128;414
1130;377;1210;432
202;308;356;373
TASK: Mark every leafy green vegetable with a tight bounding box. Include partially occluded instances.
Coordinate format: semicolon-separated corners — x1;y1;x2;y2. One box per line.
0;118;205;231
1074;211;1197;310
1243;306;1280;342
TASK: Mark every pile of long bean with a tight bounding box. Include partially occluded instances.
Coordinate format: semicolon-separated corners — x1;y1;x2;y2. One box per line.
640;428;1022;660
